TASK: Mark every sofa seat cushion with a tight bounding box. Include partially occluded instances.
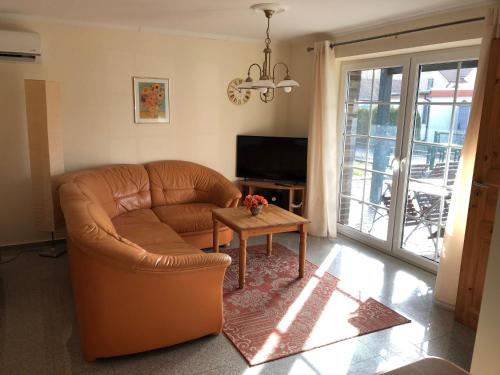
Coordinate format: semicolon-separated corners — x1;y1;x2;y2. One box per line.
153;203;220;234
113;219;179;246
113;219;201;255
111;209;160;226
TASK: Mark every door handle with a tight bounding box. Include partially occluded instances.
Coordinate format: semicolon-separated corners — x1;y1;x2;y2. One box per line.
472;181;488;189
472;181;488;197
400;158;407;171
391;157;406;172
390;158;399;171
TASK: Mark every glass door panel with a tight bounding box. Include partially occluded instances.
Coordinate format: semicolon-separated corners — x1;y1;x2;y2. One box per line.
339;66;404;243
398;60;478;262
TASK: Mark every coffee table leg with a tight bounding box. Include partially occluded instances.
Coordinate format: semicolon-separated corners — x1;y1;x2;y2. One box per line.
267;233;272;256
213;218;219;253
239;238;247;289
299;224;307;278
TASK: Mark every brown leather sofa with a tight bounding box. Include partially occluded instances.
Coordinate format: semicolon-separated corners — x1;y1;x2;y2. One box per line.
57;160;241;361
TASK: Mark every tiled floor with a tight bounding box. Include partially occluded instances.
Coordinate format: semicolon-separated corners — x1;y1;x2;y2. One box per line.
0;234;476;374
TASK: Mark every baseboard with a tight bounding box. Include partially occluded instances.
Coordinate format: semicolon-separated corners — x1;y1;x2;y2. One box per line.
433;298;455;312
0;238;66;251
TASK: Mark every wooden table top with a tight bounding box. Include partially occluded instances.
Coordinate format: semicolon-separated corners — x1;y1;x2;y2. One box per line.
212;204;309;232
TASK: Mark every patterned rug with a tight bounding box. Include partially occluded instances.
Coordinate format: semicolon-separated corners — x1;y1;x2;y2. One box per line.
222;243;410;366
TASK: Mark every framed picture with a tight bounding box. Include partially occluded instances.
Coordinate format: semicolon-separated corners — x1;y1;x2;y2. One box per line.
133;77;170;124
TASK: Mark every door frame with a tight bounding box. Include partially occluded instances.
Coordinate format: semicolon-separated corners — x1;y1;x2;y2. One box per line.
337;46;480;273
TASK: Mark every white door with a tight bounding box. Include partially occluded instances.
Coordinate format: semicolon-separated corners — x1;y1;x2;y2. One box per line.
338;56;410;251
338;48;479;272
392;49;479;271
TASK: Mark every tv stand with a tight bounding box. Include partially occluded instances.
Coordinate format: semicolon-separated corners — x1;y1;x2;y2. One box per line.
274;182;293;188
238;180;307;216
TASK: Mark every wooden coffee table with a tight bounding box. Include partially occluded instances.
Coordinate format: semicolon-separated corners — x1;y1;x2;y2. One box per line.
212;204;310;288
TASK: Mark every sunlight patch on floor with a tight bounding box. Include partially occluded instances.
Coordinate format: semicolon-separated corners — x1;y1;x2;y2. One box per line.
313;244;341;278
300;339;363;375
277;277;320;333
251;243;348;366
250;332;281;368
391;270;432;304
336;246;385;302
388;320;430;348
304;290;360;348
241;363;264;375
277;244;341;333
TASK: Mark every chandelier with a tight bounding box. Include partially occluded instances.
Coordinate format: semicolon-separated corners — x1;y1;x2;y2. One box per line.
237;3;299;103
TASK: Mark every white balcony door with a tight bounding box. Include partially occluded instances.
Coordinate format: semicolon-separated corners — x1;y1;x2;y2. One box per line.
337;48;479;272
338;57;409;251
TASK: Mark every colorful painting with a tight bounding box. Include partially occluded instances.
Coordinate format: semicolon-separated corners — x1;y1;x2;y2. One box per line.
133;77;170;123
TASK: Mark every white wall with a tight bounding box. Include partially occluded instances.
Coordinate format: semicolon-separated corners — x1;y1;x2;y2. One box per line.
0;17;292;246
471;193;500;375
286;38;315;137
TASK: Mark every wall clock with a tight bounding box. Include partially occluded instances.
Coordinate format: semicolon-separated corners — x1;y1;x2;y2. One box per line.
227;78;251;105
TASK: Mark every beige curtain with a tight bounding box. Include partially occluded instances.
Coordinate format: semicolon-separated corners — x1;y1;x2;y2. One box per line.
435;7;500;307
305;41;339;237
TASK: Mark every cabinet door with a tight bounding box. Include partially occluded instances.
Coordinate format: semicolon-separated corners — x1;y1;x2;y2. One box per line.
455;38;500;328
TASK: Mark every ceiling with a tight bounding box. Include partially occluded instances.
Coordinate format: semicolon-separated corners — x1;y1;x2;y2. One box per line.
0;0;490;40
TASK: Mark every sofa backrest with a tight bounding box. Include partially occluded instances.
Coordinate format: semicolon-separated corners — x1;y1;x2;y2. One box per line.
58;164;151;219
145;160;224;207
59;182;149;268
59;182;119;239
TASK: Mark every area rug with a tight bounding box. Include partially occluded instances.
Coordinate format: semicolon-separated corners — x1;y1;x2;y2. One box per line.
222;243;410;366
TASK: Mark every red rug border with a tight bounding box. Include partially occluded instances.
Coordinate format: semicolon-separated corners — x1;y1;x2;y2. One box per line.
221;243;411;367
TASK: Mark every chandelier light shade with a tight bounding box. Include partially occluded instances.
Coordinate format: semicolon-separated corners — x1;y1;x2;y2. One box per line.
252;79;276;89
237;78;255;90
276;76;300;93
237;3;299;103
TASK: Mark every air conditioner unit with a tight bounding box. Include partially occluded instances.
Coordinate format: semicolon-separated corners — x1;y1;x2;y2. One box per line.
0;30;41;63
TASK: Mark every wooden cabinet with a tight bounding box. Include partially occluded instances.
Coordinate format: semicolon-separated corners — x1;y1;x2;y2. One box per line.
455;38;500;328
238;180;307;217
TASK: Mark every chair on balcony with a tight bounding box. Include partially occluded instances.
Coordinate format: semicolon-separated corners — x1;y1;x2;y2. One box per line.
426;161;459;185
402;191;451;258
368;183;419;234
368;163;427;234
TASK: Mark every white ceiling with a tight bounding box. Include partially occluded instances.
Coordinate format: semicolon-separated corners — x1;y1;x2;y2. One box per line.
0;0;491;40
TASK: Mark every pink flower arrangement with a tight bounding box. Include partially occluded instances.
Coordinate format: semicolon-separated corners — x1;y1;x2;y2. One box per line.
244;194;268;209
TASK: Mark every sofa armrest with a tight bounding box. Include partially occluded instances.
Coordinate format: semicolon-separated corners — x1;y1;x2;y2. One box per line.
68;240;231;360
210;180;242;208
135;252;231;273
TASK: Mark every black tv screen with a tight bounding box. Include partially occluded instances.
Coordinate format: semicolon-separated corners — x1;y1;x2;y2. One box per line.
236;135;308;183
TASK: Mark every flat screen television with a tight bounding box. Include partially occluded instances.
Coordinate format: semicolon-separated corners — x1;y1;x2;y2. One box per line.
236;135;308;183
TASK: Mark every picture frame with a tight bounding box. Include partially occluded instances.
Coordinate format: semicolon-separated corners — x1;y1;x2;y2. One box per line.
133;77;170;124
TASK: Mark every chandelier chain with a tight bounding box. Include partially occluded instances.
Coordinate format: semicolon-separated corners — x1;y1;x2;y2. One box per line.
265;17;271;47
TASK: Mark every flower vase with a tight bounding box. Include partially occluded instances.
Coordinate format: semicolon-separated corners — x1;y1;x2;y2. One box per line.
250;205;263;216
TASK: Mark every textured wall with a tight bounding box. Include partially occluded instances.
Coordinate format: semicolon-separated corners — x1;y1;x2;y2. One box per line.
0;18;291;245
